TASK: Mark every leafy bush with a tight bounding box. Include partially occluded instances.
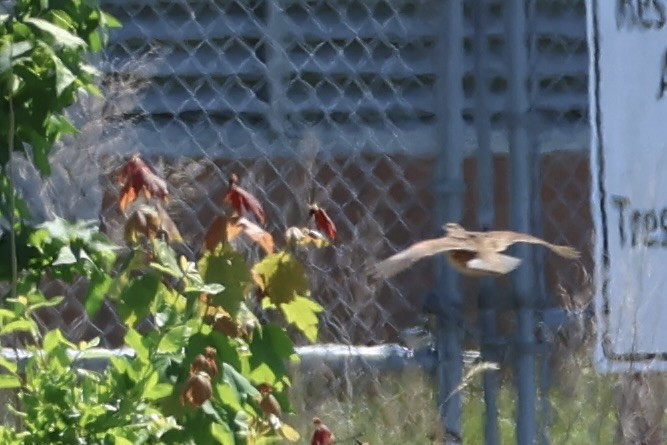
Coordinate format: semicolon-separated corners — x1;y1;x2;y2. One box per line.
0;1;332;443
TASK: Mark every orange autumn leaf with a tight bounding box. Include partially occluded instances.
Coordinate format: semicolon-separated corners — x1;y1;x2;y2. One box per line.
117;154;169;212
203;216;228;252
224;174;266;224
204;216;274;254
235;217;274;254
226;217;245;241
309;204;336;241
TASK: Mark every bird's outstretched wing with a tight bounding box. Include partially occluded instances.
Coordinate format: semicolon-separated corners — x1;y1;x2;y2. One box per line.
487;231;580;259
368;237;471;281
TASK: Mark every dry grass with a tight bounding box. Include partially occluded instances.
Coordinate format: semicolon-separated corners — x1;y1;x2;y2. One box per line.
287;367;440;444
281;338;667;445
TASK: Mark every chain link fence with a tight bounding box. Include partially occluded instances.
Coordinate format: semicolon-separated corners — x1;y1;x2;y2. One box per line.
8;0;640;443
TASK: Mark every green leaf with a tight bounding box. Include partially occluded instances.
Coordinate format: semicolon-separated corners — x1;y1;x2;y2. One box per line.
24;18;86;48
248;324;297;385
233;411;251;438
52;245;76;265
183;282;225;295
33;144;51;175
157;325;193;353
198;246;253;316
50;52;77;95
151;239;182;278
49;10;75;29
44;332;73;370
101;12;122;28
85;269;112;317
0;40;33;74
87;30;102;52
43;329;76;353
149;262;181;278
0;319;37;335
83;82;102;97
49;114;77;136
0;375;20;389
184;331;242;373
144;382;172;400
27;295;64;312
0;309;16;321
0;355;17;374
210;422;235;445
279;296;323;342
118;273;162;326
222;363;260;400
35;218;68;241
106;250;148;301
252;252;308;305
25;291;47;305
31;219;117;269
114;437;133;445
125;328;150;362
27;227;50;252
78;336;100;349
141;370;159;398
215;383;242;411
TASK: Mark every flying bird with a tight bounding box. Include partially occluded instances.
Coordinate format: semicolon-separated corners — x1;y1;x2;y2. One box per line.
368;222;580;281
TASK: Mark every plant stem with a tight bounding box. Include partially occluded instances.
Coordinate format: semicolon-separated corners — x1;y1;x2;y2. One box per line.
8;65;18;300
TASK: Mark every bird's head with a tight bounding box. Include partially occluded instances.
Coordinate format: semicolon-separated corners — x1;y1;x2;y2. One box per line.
443;222;465;235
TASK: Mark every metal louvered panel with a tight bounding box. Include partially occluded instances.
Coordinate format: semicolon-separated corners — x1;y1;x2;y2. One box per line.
100;0;587;156
102;0;270;124
281;0;438;135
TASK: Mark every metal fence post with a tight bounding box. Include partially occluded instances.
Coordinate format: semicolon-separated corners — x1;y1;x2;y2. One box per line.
505;0;537;444
472;1;500;444
525;1;552;443
433;0;466;442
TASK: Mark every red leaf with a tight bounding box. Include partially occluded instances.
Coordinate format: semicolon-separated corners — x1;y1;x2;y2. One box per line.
309;205;336;241
117;154;169;212
223;174;266;224
311;417;335;445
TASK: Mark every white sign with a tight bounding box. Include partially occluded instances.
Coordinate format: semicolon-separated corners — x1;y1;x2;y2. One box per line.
589;0;667;371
